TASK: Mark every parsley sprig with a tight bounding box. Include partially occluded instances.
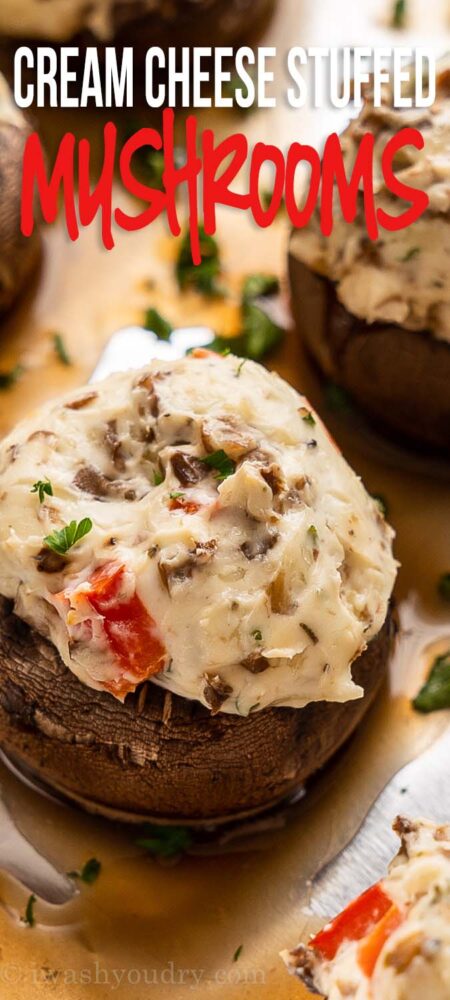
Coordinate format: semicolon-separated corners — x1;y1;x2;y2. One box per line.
438;573;450;602
176;225;223;297
0;364;23;390
22;894;36;927
44;518;92;555
68;858;101;885
144;308;172;341
413;651;450;713
136;824;192;859
31;479;53;504
201;450;236;482
53;333;72;366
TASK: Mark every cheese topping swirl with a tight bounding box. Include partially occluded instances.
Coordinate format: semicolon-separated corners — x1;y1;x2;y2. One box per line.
290;68;450;343
0;354;396;714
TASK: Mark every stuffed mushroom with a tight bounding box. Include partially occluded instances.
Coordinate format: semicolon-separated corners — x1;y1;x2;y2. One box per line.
289;67;450;455
284;816;450;999
0;353;396;822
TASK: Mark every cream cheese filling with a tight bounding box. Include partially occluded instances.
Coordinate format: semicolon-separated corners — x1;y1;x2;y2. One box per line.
0;354;396;715
290;74;450;344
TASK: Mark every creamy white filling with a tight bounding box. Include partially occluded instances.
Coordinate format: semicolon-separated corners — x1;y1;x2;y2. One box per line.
290;77;450;344
0;354;396;714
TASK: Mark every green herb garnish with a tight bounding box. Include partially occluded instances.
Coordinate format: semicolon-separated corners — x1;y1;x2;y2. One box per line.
233;945;243;963
438;573;450;602
22;894;36;927
324;383;352;413
236;359;247;377
299;406;316;427
144;308;172;341
169;491;184;500
153;471;164;486
223;71;257;113
307;525;318;543
372;493;389;518
401;246;420;262
260;189;286;215
241;273;280;303
0;364;23;390
238;302;283;360
251;629;262;642
201;450;236;482
136;824;193;859
53;333;72;366
176;225;222;297
44;518;92;555
140;149;165;189
68;858;101;885
392;0;406;27
413;650;450;713
31;479;53;504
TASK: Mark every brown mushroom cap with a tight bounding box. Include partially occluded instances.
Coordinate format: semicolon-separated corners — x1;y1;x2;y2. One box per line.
288;252;450;456
0;119;40;314
0;596;393;825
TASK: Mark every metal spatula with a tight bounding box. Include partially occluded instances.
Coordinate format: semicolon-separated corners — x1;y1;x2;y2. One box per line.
308;722;450;919
0;793;75;904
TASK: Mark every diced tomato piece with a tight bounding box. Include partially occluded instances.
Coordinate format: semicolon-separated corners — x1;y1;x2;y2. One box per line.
310;884;393;961
85;562;166;696
169;497;201;514
358;904;403;978
191;348;218;359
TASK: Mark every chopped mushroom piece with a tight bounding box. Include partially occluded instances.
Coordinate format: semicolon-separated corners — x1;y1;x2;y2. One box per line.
170;451;209;485
241;652;270;674
203;673;233;713
201;415;257;460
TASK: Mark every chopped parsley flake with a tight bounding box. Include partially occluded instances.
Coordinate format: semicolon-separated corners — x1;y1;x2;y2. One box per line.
136;824;193;859
201;450;236;481
413;650;450;713
438;573;450;602
169;491;184;500
401;246;420;262
251;629;263;642
241;273;280;303
53;333;72;366
307;525;318;543
299;406;316;427
372;493;389;518
176;225;223;297
233;945;243;963
392;0;406;27
325;383;352;413
44;517;93;555
31;479;53;504
68;858;101;885
153;471;164;486
22;894;36;927
144;308;172;341
0;364;23;390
